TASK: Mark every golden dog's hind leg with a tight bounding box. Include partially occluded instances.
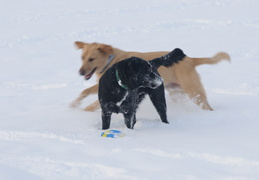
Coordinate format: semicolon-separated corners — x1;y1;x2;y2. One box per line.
184;83;213;111
84;100;100;111
178;70;214;111
178;53;230;110
70;84;98;108
190;91;213;111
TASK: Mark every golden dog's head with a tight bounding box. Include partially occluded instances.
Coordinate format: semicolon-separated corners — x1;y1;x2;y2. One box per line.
75;41;113;80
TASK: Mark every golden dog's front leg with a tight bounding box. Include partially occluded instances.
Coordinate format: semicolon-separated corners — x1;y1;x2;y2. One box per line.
84;100;100;111
70;84;98;108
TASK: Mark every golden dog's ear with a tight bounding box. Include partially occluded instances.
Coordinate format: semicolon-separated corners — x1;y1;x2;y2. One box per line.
74;41;86;49
97;44;113;54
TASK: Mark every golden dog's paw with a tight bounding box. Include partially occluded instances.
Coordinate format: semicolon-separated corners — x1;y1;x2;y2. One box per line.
84;105;98;112
84;101;101;112
70;101;81;109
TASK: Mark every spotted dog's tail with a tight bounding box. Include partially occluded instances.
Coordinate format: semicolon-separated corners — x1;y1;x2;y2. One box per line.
149;48;186;69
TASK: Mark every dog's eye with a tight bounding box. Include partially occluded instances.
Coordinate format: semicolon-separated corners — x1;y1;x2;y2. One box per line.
89;58;95;62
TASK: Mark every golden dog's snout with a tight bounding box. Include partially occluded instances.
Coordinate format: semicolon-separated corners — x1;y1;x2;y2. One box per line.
79;68;86;76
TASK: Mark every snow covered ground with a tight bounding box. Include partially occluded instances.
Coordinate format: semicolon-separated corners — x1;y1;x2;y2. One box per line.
1;0;259;179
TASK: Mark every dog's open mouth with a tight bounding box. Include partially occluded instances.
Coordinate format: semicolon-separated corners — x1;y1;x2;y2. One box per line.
85;67;97;80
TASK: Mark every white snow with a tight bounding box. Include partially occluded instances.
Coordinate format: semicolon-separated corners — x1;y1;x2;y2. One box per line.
1;0;259;179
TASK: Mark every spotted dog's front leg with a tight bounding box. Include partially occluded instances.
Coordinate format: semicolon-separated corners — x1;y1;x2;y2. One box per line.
102;111;112;130
123;112;136;129
120;89;139;129
101;102;120;130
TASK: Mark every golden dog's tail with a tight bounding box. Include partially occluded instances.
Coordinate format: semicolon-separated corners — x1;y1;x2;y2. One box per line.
193;52;231;66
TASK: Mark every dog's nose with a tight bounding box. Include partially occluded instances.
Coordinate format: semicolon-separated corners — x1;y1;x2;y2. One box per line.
79;69;86;76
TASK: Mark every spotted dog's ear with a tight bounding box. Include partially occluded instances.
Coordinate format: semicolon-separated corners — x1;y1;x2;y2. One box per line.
115;59;138;90
74;41;88;49
124;58;144;89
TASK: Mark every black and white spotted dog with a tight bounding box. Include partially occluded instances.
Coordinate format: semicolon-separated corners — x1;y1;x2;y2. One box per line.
98;48;186;129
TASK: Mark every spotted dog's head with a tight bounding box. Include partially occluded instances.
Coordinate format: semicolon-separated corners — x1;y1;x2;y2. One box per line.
116;57;163;90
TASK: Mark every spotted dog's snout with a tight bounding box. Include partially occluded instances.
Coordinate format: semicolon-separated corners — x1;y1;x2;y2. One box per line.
148;72;163;89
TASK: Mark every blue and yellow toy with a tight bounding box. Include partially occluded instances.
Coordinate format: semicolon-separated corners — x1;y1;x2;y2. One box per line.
101;130;125;138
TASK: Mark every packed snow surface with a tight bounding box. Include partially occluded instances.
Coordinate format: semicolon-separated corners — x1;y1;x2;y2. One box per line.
1;0;259;179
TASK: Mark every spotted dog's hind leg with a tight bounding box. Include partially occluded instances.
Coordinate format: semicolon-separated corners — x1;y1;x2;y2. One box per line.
148;85;169;124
